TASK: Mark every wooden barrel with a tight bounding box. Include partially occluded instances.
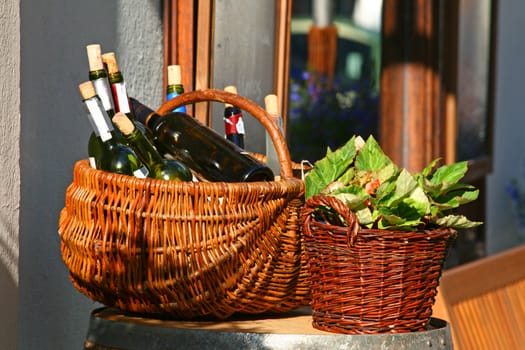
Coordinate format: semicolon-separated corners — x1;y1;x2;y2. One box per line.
84;307;453;350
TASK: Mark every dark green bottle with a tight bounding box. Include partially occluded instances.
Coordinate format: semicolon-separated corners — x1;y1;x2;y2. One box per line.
130;98;275;182
112;112;192;182
86;44;126;167
79;81;148;178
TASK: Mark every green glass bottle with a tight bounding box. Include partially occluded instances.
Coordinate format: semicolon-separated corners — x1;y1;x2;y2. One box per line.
130;98;275;182
86;44;125;167
112;112;192;182
79;81;148;178
166;65;187;113
102;51;153;141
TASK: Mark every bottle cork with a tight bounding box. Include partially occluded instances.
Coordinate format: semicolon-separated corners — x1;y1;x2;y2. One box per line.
79;81;97;100
102;52;119;74
167;65;182;86
86;44;104;71
112;112;135;136
264;94;280;116
224;85;238;108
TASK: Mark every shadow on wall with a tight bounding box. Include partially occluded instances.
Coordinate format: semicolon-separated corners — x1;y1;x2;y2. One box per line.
0;261;18;349
0;212;18;349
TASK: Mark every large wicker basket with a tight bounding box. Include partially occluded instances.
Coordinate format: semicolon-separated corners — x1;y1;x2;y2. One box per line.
58;89;310;319
302;195;456;334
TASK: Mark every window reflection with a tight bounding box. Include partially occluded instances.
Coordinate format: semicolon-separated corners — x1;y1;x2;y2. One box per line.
287;0;382;163
456;0;491;161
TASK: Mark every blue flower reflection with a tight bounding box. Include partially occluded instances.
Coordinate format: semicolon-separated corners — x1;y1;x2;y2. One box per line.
287;68;379;163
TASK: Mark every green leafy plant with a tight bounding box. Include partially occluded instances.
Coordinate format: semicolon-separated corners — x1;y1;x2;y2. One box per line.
305;135;483;230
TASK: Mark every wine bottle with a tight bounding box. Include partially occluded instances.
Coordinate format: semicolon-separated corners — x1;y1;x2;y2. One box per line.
223;86;245;148
86;44;115;116
86;44;122;165
166;65;187;113
79;81;148;178
130;98;275;182
112;112;192;182
102;51;152;140
264;94;284;176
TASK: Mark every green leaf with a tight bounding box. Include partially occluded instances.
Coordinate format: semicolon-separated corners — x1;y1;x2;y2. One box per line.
419;158;441;178
305;136;357;199
375;178;397;202
430;161;468;188
333;187;369;211
355;135;393;171
407;186;431;215
303;135;483;231
356;207;374;226
433;189;480;210
377;163;399;183
434;215;483;229
379;217;422;230
394;169;419;199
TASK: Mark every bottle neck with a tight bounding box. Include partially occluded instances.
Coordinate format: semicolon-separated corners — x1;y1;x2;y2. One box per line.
129;98;162;129
166;85;187;113
166;84;184;95
90;71;115;116
89;69;107;80
107;71;124;85
125;127;164;166
109;76;132;115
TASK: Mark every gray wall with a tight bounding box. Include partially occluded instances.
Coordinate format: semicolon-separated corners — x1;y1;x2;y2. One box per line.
18;1;163;349
0;0;20;349
486;0;525;253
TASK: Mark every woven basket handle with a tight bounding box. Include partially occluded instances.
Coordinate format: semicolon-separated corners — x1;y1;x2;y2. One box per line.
157;89;293;179
302;194;361;246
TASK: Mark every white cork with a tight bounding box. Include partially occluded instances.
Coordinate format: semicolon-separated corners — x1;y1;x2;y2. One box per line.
224;85;238;108
102;52;119;74
167;65;182;85
112;112;135;135
79;81;96;100
264;94;279;116
86;44;104;71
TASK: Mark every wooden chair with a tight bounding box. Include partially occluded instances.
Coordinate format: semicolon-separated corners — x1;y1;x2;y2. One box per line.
432;244;525;350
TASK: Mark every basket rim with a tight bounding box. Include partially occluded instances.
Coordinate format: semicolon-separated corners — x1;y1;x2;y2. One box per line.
74;159;304;193
302;194;458;246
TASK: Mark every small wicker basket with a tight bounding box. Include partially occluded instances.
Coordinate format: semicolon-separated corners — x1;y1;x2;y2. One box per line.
58;89;310;319
302;194;456;334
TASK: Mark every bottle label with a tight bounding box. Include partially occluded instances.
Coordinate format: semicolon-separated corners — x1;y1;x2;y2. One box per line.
166;91;187;113
93;78;115;112
84;98;113;141
88;157;97;169
133;166;149;179
224;113;245;135
112;82;131;114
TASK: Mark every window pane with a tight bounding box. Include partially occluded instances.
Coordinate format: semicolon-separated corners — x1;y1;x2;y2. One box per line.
287;0;382;163
456;0;492;161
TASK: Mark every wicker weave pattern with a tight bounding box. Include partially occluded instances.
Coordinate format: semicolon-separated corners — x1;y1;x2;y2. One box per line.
302;195;456;334
58;90;310;318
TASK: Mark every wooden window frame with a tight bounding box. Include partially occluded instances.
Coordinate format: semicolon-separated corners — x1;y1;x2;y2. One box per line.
163;0;496;263
163;0;214;125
